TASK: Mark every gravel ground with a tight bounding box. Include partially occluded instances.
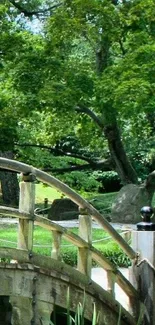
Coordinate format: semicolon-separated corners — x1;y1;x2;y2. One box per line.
0;217;137;230
53;220;137;230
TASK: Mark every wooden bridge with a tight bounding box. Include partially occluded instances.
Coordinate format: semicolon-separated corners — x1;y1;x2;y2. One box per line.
0;158;152;325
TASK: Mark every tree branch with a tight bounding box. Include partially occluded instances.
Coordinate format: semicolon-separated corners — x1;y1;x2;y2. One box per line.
119;39;126;56
43;159;112;173
15;142;98;164
15;142;113;173
9;0;62;17
75;104;104;130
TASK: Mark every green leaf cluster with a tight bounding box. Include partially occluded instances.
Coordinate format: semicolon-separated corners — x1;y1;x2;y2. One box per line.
0;0;155;182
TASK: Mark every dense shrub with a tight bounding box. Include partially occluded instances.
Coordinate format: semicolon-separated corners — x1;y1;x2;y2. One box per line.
61;243;131;268
59;170;122;193
62;246;77;266
59;171;101;192
93;171;122;193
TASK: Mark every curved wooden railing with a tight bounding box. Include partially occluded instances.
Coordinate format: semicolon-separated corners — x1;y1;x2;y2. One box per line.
0;158;139;321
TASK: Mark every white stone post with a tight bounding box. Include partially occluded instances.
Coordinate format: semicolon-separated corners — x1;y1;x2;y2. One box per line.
51;231;62;260
77;208;92;277
131;230;155;324
18;173;35;251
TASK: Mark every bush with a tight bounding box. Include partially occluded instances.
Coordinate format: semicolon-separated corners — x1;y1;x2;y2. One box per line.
59;171;101;192
62;246;77;266
88;192;117;215
101;243;131;268
93;171;122;193
61;243;131;268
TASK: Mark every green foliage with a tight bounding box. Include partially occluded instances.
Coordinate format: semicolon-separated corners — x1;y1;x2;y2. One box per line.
59;171;101;192
60;243;131;268
88;192;117;214
122;117;155;180
50;289;99;325
100;244;131;268
0;114;17;150
92;171;121;193
62;247;77;267
1;0;155;184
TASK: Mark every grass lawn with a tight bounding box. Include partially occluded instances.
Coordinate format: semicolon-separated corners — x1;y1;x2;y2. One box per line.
0;224;114;250
0;224;130;267
35;183;118;215
2;182;154;215
0;184;154;268
35;183;63;206
35;183;155;215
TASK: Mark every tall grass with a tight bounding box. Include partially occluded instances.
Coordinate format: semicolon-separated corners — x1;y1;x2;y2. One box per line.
41;287;144;325
46;288;100;325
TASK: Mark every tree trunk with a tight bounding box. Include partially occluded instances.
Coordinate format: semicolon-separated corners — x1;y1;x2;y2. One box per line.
95;39;138;185
0;151;19;207
104;121;138;185
77;104;139;185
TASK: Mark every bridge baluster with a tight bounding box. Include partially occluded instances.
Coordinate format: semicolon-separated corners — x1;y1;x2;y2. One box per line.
17;173;35;251
77;208;92;277
107;271;115;298
51;231;62;260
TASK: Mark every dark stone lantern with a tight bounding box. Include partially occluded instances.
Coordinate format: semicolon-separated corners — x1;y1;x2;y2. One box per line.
137;206;155;231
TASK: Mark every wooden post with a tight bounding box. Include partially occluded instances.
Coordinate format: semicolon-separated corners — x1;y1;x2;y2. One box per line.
77;208;92;277
107;271;115;298
18;173;35;251
131;231;155;324
51;231;62;260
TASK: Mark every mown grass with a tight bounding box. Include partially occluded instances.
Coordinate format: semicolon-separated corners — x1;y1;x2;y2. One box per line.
35;183;155;215
0;225;112;249
1;184;154;268
35;183;118;215
35;183;62;203
0;184;131;267
0;224;131;267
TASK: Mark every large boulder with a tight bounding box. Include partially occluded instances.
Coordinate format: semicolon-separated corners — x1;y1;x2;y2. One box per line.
111;184;152;224
48;198;79;221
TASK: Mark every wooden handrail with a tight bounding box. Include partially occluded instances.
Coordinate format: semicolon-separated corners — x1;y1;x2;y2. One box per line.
0;244;138;302
0;206;32;219
0;208;138;302
0;158;137;259
35;215;138;300
0;158;140;318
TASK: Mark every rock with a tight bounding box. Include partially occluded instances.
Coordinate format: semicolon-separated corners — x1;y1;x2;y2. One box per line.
111;184;152;224
48;198;79;221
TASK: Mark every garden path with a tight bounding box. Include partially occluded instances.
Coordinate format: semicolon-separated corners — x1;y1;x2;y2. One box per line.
0;217;137;230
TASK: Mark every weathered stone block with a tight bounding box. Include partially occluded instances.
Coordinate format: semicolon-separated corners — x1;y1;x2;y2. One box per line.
111;184;152;223
48;198;79;221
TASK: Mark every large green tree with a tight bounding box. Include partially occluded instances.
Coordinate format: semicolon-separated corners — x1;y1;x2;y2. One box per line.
1;0;155;218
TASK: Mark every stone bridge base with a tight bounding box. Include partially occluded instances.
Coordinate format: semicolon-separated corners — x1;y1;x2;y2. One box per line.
10;297;53;325
0;262;136;325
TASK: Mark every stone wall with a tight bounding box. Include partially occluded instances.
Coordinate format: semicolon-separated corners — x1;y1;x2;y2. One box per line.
0;263;134;325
